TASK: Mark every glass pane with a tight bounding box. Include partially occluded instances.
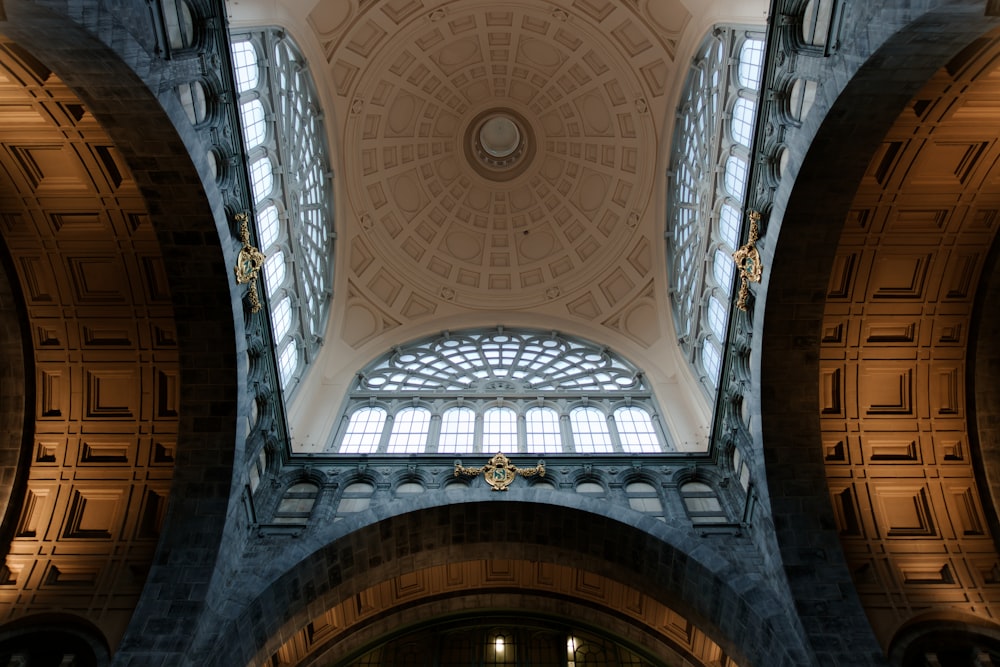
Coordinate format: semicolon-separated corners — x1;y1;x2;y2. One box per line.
256;204;280;249
177;82;206;125
713;248;735;294
249;157;273;204
526;407;562;453
738;38;765;88
483;407;517;452
719;204;741;249
278;340;297;387
614;407;660;453
340;407;387;454
272;296;292;340
731;98;755;147
570;407;613;453
701;342;721;384
386;407;431;453
231;41;259;92
439;407;476;454
724;155;748;200
264;250;285;297
707;296;727;340
240;99;266;149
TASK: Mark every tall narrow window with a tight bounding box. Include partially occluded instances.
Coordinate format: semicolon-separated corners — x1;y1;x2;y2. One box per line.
614;407;659;453
231;30;335;399
439;407;476;454
666;26;766;393
570;407;613;454
386;407;431;453
526;407;561;453
323;328;672;454
341;407;387;454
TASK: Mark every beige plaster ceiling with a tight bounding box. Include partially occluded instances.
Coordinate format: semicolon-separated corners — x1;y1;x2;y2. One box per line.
225;0;771;452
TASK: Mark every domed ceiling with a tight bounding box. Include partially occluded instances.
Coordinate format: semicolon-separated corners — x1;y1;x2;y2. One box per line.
238;0;769;451
309;0;690;327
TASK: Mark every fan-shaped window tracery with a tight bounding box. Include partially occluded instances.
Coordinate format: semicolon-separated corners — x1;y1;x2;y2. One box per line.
327;329;672;454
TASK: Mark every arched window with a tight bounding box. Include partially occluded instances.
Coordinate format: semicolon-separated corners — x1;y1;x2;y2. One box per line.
386;406;431;453
666;27;765;394
231;41;259;92
731;98;756;147
273;481;319;525
525;407;561;453
614;406;658;453
324;328;672;454
680;481;728;525
240;99;266;149
336;481;374;515
341;407;387;454
570;407;613;453
161;0;196;50
439;407;476;454
176;81;207;125
231;30;335;400
625;481;664;517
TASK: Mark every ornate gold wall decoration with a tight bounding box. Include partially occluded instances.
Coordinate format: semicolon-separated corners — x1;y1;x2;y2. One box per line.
454;452;545;491
733;210;763;311
234;212;266;313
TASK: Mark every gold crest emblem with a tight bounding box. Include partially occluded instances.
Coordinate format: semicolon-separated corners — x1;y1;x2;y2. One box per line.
455;452;545;491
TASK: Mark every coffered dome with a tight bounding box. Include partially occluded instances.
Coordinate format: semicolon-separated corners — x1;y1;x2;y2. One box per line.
319;0;688;311
332;1;666;309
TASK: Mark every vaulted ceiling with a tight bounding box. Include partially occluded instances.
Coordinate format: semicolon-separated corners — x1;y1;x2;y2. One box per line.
241;0;770;453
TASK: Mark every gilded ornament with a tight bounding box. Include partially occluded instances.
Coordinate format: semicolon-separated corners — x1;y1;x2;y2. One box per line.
454;452;545;491
234;212;266;313
733;210;764;311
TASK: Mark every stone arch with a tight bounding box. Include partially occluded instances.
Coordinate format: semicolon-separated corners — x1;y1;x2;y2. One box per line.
203;500;811;667
0;1;244;661
888;612;1000;666
756;2;1000;663
0;613;111;666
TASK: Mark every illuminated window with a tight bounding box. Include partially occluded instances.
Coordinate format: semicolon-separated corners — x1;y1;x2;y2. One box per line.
231;30;334;399
615;407;658;453
248;157;272;203
240;99;266;149
439;407;476;454
349;620;657;666
666;26;765;392
325;328;671;454
340;407;387;454
231;41;259;92
570;407;613;454
386;407;431;453
526;407;562;453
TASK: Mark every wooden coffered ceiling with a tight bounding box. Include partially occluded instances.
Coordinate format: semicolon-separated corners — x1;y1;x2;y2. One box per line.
0;39;177;648
821;34;1000;647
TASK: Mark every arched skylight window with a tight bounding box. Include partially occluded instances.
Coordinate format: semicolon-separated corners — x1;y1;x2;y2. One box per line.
326;328;672;455
231;30;334;400
666;26;765;394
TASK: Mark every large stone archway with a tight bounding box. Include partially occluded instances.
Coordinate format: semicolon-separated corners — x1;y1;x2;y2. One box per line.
205;501;811;667
0;1;246;660
757;2;1000;662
